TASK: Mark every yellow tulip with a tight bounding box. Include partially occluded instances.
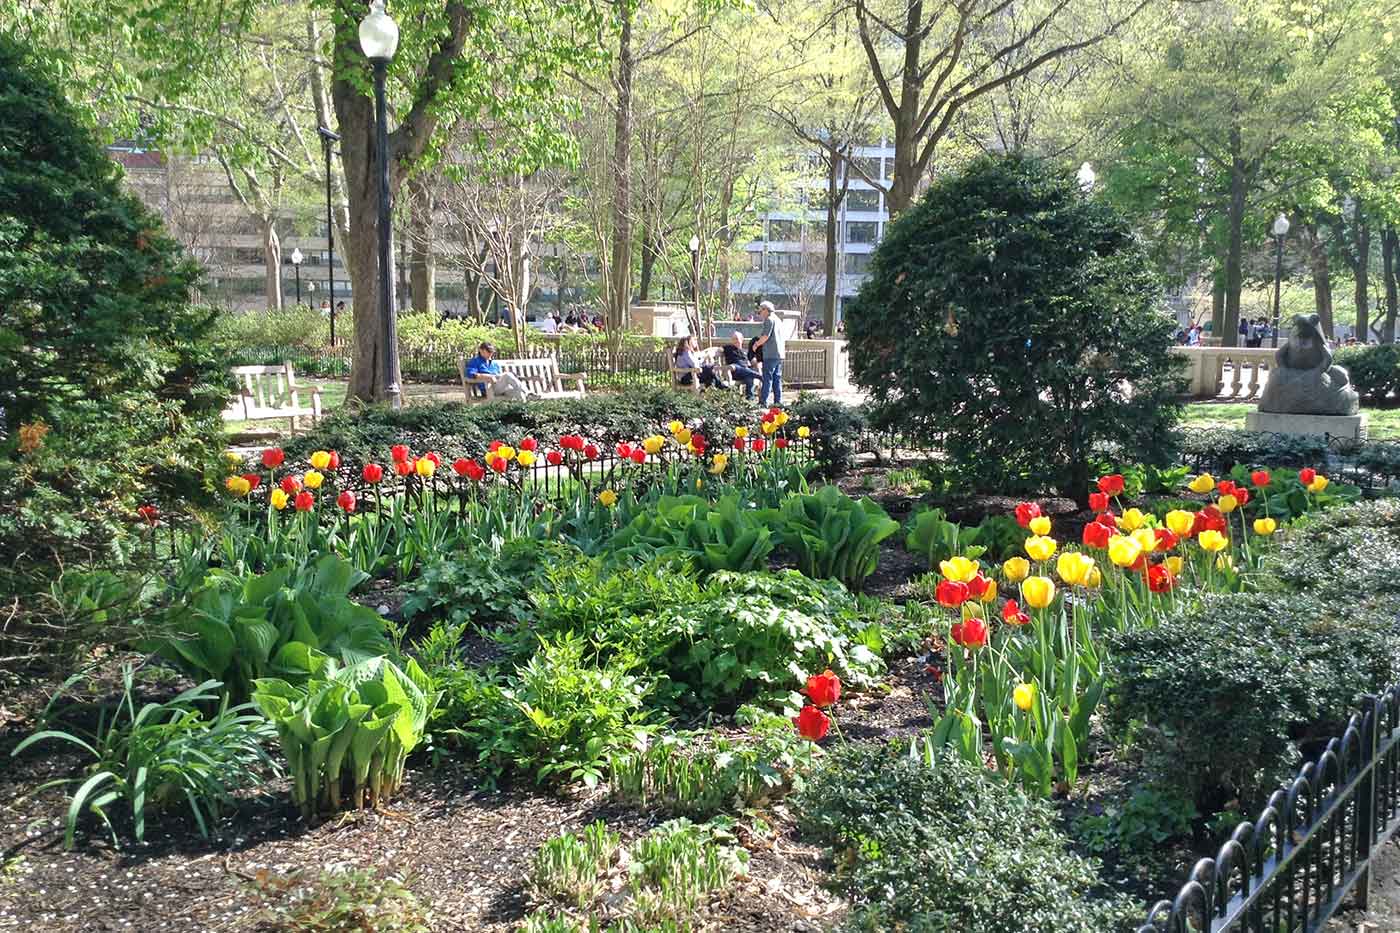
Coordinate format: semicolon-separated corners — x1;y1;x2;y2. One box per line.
223;451;243;467
310;450;332;470
1117;508;1146;531
1056;552;1096;587
735;426;749;439
1107;534;1143;568
1253;517;1277;536
1165;509;1196;537
1084;566;1102;588
225;475;251;497
1165;555;1184;577
1188;473;1216;494
761;420;778;435
1215;553;1236;572
978;578;998;603
1013;683;1037;712
775;412;789;427
1198;529;1229;552
1021;576;1056;609
1308;476;1330;493
797;426;811;438
1024;535;1057;562
1029;516;1051;536
668;420;684;436
1217;494;1238;513
1002;557;1030;583
1131;528;1157;554
643;435;665;455
675;428;692;446
497;445;517;462
303;469;325;489
940;556;980;583
414;458;436;478
516;449;537;468
709;454;729;474
598;489;618;507
270;488;289;510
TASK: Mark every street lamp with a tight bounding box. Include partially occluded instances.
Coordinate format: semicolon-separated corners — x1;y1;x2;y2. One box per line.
290;247;303;306
1270;212;1290;348
317;125;341;345
1077;161;1096;192
359;0;401;409
688;234;701;336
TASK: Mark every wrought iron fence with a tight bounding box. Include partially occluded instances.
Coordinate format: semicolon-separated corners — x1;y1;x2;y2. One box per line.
1138;686;1400;932
1181;431;1400;496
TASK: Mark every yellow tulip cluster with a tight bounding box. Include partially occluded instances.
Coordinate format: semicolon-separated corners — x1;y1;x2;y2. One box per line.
225;475;252;497
1056;552;1098;587
1024;535;1057;561
940;556;981;583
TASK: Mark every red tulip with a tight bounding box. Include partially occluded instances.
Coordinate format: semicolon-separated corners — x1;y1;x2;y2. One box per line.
1131;553;1148;572
546;450;563;466
136;504;159;526
1234;488;1251;506
1014;502;1042;528
1097;474;1125;496
452;458;472;477
1088;491;1109;512
761;412;775;424
967;574;993;599
1154;528;1179;551
424;451;442;468
935;579;970;608
733;438;747;451
241;473;261;491
462;460;485;481
1002;599;1030;625
261;448;285;469
489;456;508;474
1251;470;1270;488
950;617;989;649
1146;562;1174;593
751;438;766;453
793;704;830;741
327;451;341;470
804;670;842;708
394;460;413;477
1299;468;1317;486
336;490;357;513
294;490;314;511
360;463;383;484
1194;506;1227;535
1095;511;1118;529
489;440;504;452
616;442;633;458
280;475;302;494
583;443;600;460
519;437;538;452
390;444;410;463
776;437;790;449
630;448;646;465
1082;521;1111;549
560;434;584;451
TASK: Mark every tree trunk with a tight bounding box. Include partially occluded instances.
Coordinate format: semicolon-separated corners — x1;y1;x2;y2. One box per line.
263;219;283;310
307;10;353;283
509;229;530;354
637;231;657;302
1354;219;1370;340
822;144;840;336
1303;224;1334;339
409;181;436;315
555;253;566;318
1210;271;1225;341
1384;229;1398;344
605;1;635;353
1221;151;1247;348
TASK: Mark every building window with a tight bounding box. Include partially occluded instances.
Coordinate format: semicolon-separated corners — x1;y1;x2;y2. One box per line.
846;221;878;244
770;251;801;270
749;251;763;272
851;155;881;182
845;253;873;275
882;157;895;178
847;188;880;212
769;220;800;242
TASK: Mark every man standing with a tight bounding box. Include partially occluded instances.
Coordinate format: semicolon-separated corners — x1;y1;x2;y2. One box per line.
722;330;761;399
752;300;785;406
463;341;530;401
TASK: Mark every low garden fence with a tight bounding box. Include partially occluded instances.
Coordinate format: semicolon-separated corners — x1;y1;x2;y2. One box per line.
1181;432;1400;496
1138;686;1400;932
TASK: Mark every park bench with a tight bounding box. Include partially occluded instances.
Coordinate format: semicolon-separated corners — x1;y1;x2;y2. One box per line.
222;363;323;433
671;346;725;394
458;355;587;404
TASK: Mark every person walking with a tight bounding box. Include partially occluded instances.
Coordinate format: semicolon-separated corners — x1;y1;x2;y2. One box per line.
722;330;761;399
752;300;785;406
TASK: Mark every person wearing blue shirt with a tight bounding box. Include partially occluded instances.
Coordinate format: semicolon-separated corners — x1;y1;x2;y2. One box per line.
464;342;529;400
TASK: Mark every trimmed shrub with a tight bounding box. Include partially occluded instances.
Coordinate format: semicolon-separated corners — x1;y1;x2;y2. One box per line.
788;395;868;477
1334;344;1400;403
796;742;1137;932
845;154;1184;503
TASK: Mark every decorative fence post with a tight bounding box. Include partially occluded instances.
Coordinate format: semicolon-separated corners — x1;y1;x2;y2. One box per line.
1355;694;1379;911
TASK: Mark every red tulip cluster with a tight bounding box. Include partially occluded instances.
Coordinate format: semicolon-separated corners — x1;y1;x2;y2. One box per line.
950;616;989;649
794;669;843;742
1014;501;1041;528
1216;480;1250;506
1097;474;1125;497
1002;599;1030;625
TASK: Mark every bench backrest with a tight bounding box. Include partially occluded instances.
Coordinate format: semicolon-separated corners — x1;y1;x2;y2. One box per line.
231;363;302;411
498;357;564;395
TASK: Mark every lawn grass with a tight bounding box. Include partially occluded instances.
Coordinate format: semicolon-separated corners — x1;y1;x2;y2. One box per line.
1183;401;1400;440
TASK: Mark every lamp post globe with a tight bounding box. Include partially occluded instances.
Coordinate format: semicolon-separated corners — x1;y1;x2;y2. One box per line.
1270;213;1289;347
1077;161;1096;192
360;0;401;408
290;247;303;306
688;235;701;320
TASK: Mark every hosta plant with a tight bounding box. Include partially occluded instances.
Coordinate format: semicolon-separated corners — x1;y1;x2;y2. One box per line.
610;494;775;575
773;485;899;589
905;507;987;569
253;655;438;818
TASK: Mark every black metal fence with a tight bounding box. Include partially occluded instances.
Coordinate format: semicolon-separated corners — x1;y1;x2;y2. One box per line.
1180;431;1400;496
1138;686;1400;932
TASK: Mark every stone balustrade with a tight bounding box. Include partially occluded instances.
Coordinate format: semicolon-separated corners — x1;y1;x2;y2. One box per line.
1171;345;1279;400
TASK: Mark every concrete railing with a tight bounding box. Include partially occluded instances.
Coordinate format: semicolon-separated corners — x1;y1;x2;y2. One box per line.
1171;346;1278;401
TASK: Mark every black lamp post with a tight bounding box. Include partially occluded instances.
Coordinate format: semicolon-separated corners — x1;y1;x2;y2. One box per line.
360;0;401;409
290;247;303;305
1270;213;1290;348
317;125;340;345
689;234;700;337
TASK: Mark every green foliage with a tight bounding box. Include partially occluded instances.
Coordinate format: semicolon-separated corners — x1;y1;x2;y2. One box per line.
611;494;775;575
772;486;899;590
975;514;1033;563
252;655;438;817
1179;428;1333;472
251;868;431;932
401;538;571;629
1105;591;1400;814
627;818;749;926
788;395;869;477
1335;340;1400;402
0;36;225;587
796;743;1137;932
147;554;389;702
12;669;276;848
532;821;621;910
846;154;1184;501
1071;785;1197;863
905;507;987;568
1262;499;1400;602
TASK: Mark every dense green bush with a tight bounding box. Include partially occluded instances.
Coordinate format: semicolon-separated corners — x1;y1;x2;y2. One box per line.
771;485;899;590
1263;499;1400;601
402;538;570;629
845;154;1184;503
281;387;754;463
1179;428;1334;473
788;395;869;477
0;36;226;589
1105;590;1400;814
1335;344;1400;403
796;743;1136;932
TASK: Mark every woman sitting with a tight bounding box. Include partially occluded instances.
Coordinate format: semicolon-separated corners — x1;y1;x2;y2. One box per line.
673;336;724;389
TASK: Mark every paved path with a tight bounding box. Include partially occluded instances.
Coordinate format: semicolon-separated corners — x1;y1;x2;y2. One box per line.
1328;840;1400;932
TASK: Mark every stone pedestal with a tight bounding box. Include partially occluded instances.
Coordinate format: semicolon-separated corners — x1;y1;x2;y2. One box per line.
1245;410;1368;440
